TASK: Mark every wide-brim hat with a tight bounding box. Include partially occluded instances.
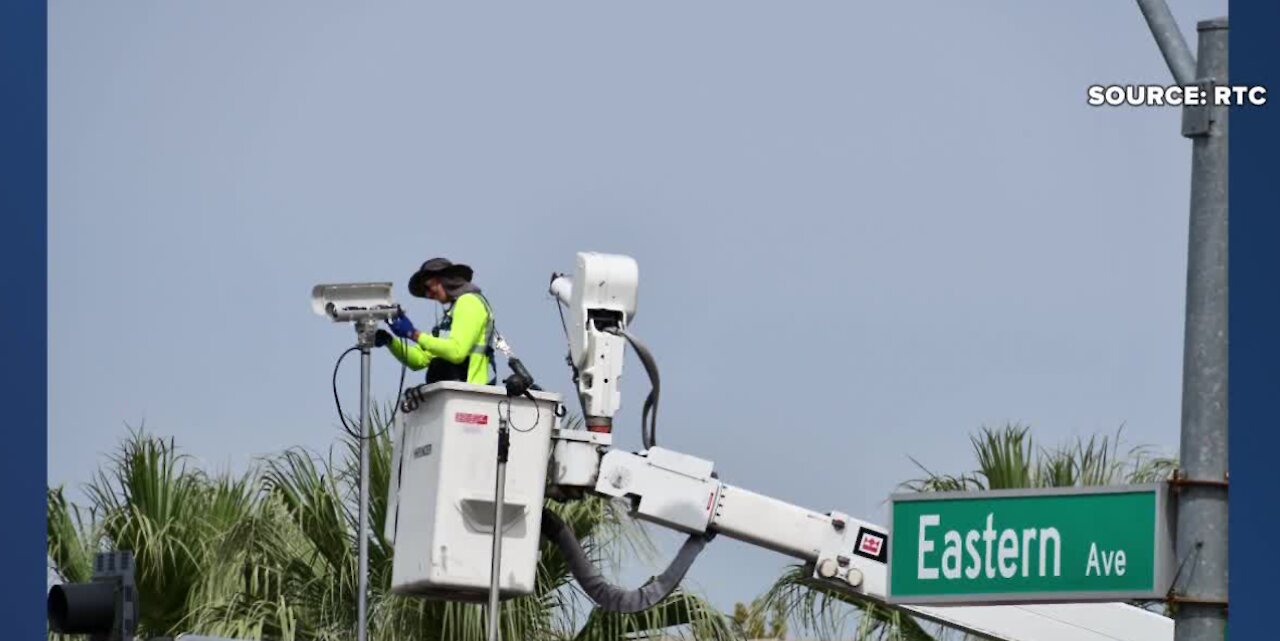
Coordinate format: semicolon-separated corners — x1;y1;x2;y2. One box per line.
408;257;473;297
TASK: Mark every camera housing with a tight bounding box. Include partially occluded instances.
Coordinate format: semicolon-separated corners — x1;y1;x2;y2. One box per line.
311;282;401;323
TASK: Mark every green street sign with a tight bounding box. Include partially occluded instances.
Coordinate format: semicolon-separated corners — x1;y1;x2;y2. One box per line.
887;484;1174;605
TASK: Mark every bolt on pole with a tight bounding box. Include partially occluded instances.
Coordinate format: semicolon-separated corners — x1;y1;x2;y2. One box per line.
1173;17;1229;641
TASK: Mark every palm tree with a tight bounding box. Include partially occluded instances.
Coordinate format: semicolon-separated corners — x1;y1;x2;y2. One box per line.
47;411;737;641
758;423;1177;641
901;423;1177;493
730;596;788;640
47;430;266;638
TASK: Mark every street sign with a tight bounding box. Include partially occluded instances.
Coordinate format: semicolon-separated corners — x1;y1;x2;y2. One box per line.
886;484;1174;605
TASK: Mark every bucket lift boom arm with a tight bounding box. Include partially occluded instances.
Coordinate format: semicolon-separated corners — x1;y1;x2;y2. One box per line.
545;252;1172;641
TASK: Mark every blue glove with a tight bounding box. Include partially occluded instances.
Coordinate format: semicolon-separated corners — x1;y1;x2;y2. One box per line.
388;313;417;340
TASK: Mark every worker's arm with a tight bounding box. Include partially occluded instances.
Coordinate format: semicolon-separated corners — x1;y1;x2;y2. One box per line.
414;294;487;364
386;335;431;370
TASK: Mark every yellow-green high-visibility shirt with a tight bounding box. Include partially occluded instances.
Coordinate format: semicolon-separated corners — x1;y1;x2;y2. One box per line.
386;292;492;385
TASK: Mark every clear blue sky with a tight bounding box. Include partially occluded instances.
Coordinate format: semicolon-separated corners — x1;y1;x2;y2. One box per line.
49;0;1226;614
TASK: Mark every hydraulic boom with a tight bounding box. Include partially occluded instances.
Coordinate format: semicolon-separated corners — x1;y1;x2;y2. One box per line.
545;251;1173;641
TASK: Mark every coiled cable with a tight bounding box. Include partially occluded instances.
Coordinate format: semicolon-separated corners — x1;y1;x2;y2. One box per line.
604;327;660;450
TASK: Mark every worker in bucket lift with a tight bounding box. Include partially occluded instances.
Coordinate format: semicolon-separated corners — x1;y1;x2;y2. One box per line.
377;257;496;385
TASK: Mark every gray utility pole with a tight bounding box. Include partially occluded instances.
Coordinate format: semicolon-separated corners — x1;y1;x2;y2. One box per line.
1135;4;1229;641
1174;18;1229;641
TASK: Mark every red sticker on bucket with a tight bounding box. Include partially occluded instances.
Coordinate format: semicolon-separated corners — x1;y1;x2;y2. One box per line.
455;412;489;425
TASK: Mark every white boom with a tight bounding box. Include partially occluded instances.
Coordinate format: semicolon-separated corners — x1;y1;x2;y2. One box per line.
546;251;1173;641
552;443;1173;641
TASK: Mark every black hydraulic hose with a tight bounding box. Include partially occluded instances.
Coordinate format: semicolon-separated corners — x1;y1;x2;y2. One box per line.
604;327;659;450
540;508;713;613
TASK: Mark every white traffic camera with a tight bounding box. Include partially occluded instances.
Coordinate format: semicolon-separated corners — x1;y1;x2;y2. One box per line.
311;282;401;323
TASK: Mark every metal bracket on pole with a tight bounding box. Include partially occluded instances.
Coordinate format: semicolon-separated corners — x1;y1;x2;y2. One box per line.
1181;79;1218;138
1167;595;1230;610
355;318;379;350
1165;540;1230;613
1168;470;1229;491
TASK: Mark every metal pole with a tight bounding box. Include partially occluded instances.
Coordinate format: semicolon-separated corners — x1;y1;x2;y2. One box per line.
1135;0;1198;85
487;421;511;641
1174;17;1228;641
356;320;376;641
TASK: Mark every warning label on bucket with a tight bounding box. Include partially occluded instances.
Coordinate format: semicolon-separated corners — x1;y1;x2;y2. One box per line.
454;412;489;426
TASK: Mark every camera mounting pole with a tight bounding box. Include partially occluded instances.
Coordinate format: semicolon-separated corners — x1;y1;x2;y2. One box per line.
312;282;401;641
354;316;376;641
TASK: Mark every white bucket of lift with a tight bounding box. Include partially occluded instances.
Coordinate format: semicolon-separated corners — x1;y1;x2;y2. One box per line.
385;381;560;601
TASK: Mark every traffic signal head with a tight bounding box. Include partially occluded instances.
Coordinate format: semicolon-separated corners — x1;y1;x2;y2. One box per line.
47;551;137;640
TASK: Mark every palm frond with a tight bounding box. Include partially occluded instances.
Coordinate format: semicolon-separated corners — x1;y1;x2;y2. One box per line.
971;424;1034;490
761;566;937;641
901;457;982;493
47;486;99;583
